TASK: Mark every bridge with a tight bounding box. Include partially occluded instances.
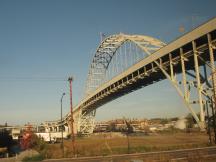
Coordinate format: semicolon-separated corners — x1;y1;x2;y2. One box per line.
43;17;216;135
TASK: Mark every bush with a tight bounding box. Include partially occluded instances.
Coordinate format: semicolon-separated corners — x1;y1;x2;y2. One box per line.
30;134;47;151
22;154;44;162
25;134;49;158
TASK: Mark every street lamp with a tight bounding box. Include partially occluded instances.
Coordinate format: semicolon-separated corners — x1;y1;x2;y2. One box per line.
60;92;66;157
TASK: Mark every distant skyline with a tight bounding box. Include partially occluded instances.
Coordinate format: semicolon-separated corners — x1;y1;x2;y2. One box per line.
0;0;215;125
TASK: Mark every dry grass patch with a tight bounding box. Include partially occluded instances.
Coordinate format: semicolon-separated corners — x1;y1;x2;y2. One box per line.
46;132;210;158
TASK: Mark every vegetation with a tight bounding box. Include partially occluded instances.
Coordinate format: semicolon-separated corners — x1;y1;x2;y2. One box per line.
0;129;15;157
22;154;44;162
160;118;169;125
45;132;209;158
20;134;47;161
106;122;116;132
0;130;13;149
29;134;47;151
186;113;196;129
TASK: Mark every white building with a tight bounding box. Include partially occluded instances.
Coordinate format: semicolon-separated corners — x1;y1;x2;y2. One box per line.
174;118;187;130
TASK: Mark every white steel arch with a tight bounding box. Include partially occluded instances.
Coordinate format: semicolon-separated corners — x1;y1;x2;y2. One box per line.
79;34;166;134
85;33;166;96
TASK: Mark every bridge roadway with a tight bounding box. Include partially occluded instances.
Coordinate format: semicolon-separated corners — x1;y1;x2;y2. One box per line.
75;18;215;114
45;17;216;134
43;146;216;162
73;18;216;114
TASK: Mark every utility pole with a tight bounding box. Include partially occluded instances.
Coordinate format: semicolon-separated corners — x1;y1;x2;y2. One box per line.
124;118;131;154
68;77;75;156
60;92;65;157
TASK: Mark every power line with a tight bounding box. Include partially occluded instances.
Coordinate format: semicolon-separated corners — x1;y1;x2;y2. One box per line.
0;77;67;82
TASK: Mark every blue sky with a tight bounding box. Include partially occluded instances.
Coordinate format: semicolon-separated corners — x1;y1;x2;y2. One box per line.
0;0;215;125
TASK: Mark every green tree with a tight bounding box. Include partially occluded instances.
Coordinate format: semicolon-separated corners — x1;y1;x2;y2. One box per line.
0;130;13;149
160;118;169;125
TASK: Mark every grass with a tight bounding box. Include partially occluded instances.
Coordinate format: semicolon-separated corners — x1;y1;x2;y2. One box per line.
45;132;211;158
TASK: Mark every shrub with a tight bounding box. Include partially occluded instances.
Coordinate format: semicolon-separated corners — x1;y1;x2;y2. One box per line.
22;154;44;162
26;134;49;158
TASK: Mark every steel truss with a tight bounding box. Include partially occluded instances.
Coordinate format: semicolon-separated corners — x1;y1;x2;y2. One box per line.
85;34;166;96
78;30;216;134
77;110;96;134
136;34;216;130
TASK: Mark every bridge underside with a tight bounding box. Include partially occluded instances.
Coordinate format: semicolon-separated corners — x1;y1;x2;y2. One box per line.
77;18;216;134
83;33;216;114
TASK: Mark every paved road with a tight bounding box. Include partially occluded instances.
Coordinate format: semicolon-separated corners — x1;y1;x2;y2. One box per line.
43;146;216;162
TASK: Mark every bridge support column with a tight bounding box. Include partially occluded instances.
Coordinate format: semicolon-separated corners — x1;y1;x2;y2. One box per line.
67;122;71;133
77;110;96;134
138;45;204;129
208;34;216;106
180;48;189;101
179;48;201;124
192;41;205;128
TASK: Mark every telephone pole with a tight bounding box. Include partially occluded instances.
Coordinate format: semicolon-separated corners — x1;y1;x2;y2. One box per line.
60;92;66;157
68;77;75;156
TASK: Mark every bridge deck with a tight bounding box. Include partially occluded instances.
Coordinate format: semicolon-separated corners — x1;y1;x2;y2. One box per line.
74;17;216;115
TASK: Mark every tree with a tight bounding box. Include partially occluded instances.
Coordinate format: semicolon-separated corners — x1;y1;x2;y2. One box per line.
106;123;116;132
160;118;169;125
0;130;13;149
124;120;133;134
124;119;133;154
186;114;196;129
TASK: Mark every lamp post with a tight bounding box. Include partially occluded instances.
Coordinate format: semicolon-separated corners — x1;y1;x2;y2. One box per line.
60;92;66;157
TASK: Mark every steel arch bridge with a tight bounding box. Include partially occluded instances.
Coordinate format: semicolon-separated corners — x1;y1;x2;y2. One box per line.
85;34;166;96
45;17;216;135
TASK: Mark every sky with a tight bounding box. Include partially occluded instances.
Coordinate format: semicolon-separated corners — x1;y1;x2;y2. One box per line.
0;0;215;125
